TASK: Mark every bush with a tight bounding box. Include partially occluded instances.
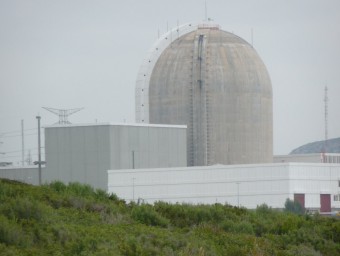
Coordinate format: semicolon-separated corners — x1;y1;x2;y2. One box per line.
0;181;15;201
49;181;67;193
286;244;322;256
284;198;305;215
0;215;30;246
131;204;169;227
66;182;95;198
1;178;339;255
256;203;273;215
221;219;254;235
1;197;47;221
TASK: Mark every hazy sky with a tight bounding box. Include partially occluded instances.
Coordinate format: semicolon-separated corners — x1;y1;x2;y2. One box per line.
1;0;339;165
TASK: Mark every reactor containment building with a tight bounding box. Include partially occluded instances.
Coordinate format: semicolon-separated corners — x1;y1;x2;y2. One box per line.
136;23;273;166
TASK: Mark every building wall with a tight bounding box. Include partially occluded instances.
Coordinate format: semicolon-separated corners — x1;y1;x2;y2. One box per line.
274;153;340;163
107;163;340;210
109;125;187;169
148;27;273;166
0;166;41;185
45;124;111;189
45;123;187;190
288;163;340;210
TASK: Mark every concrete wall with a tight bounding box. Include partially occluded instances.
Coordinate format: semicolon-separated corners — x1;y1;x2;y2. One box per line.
45;123;187;190
147;27;273;166
108;163;340;210
0;166;41;185
274;153;340;163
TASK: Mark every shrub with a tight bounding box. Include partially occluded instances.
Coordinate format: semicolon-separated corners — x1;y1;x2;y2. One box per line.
66;182;95;198
0;215;30;246
94;188;109;201
0;181;14;201
2;197;47;221
49;181;67;193
286;244;322;256
221;219;254;235
256;203;273;215
284;198;305;215
131;204;169;227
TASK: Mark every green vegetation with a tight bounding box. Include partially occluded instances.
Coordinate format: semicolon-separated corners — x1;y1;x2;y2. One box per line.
0;179;339;255
284;198;305;215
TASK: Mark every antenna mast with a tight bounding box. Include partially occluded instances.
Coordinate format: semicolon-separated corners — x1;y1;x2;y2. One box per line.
324;86;328;152
43;107;84;124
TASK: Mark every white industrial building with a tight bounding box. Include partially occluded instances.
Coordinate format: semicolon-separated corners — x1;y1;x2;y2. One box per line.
108;163;340;212
2;122;340;212
274;153;340;164
43;123;187;190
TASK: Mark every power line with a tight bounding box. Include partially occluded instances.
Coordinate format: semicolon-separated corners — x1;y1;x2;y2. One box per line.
0;128;37;135
1;147;45;155
1;153;45;159
1;133;40;138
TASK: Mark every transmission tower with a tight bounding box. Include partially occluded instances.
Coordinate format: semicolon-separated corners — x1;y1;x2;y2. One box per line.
324;86;329;153
43;107;84;124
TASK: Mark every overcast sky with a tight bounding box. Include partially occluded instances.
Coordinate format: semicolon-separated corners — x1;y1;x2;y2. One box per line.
1;0;339;165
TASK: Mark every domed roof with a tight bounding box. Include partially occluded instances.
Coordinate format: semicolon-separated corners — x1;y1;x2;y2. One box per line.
136;23;273;166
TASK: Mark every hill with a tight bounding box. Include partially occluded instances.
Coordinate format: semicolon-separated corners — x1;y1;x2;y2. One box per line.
290;137;340;154
0;179;339;255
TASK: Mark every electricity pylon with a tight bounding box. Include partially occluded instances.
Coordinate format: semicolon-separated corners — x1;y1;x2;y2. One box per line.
42;107;83;124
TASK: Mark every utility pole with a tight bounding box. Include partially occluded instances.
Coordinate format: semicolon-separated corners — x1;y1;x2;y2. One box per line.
132;178;136;202
236;182;240;207
324;86;329;153
36;116;42;185
132;150;135;169
21;119;25;166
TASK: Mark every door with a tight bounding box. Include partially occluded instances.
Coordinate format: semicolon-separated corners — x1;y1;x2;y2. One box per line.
320;194;331;213
294;194;305;209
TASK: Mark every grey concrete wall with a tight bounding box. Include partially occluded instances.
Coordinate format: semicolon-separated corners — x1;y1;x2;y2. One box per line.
149;27;273;166
45;123;187;190
0;166;41;185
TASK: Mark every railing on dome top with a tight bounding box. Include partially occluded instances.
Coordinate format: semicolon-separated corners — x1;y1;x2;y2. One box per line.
135;22;201;123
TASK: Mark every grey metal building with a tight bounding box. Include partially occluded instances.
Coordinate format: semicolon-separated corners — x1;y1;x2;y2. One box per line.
44;123;187;190
136;23;273;166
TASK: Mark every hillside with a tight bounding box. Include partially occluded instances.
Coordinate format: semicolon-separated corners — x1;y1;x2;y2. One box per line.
0;179;339;255
290;137;340;154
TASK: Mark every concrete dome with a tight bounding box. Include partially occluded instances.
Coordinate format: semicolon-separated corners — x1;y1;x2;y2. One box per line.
138;24;273;166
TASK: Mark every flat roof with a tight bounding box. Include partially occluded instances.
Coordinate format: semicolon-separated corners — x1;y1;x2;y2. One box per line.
275;153;340;157
108;162;340;175
44;122;187;129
